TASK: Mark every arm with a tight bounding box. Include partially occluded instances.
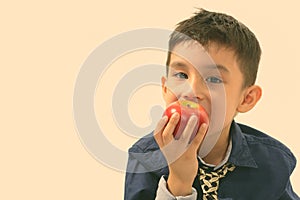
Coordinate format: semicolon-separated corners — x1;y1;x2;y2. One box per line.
155;176;197;200
125;113;206;199
124;171;158;200
154;113;208;197
124;137;198;200
124;146;161;200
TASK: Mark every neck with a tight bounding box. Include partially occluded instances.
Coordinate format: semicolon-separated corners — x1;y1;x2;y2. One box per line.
202;123;231;166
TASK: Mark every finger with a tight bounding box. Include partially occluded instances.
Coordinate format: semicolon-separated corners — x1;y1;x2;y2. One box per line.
154;116;168;146
154;115;168;134
161;112;180;144
180;115;198;142
189;123;208;152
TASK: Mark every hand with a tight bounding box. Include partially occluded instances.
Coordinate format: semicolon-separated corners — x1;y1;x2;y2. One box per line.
154;112;208;196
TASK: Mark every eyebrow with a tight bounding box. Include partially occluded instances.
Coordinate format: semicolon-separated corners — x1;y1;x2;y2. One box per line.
169;61;189;68
205;64;230;73
169;61;230;73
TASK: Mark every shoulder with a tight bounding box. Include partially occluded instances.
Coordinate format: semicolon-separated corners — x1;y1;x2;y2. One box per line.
237;123;297;172
238;123;294;158
127;132;168;173
128;132;159;153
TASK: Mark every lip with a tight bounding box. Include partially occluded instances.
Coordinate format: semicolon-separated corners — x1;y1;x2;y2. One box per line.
173;98;211;120
178;98;210;113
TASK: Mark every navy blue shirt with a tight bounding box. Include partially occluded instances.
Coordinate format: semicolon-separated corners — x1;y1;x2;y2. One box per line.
125;121;299;199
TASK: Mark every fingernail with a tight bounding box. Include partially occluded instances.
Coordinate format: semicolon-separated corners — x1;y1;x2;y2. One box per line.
162;115;168;123
189;115;198;125
202;123;208;130
172;112;179;118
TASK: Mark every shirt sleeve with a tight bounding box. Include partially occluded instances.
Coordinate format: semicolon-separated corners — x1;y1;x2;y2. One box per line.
124;144;165;200
124;152;159;200
279;179;300;200
155;176;197;200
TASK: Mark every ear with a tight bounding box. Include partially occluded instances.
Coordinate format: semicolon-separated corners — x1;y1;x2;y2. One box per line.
161;76;168;100
237;85;262;113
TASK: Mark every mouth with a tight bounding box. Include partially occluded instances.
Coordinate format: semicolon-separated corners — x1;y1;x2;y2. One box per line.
176;98;210;114
178;99;199;109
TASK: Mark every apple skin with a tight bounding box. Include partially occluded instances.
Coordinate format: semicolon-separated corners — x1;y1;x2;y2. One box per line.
163;100;209;141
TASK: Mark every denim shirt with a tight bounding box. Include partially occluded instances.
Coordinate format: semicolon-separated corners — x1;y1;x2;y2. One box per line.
124;121;299;200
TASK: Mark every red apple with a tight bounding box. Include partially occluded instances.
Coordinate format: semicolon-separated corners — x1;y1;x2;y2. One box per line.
163;100;209;141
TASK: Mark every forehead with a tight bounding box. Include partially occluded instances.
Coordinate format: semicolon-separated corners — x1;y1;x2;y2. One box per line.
170;41;213;67
170;41;239;73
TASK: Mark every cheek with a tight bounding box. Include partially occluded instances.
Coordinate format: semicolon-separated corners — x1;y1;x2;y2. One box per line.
208;86;240;125
224;90;243;118
164;80;190;102
164;88;179;105
207;88;225;109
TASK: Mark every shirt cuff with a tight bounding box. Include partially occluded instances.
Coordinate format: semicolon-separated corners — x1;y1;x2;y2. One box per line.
155;176;197;200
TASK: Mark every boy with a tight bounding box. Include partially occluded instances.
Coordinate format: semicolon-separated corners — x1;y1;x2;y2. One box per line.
124;9;299;199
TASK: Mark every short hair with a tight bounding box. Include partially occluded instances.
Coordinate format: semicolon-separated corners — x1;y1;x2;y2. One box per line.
166;8;262;87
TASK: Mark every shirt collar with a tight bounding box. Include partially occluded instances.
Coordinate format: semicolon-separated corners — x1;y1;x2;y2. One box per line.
198;139;232;170
228;121;258;168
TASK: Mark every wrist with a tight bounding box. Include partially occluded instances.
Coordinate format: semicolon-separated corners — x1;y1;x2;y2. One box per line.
167;173;193;196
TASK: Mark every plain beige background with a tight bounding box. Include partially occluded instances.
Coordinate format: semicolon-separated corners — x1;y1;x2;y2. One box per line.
1;0;300;199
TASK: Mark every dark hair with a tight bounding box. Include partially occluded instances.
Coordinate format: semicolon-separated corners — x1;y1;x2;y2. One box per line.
166;8;261;87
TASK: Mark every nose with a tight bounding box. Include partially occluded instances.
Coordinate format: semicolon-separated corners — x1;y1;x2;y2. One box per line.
182;76;208;102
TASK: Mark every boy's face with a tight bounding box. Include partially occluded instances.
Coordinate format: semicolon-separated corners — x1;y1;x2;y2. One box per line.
162;41;247;132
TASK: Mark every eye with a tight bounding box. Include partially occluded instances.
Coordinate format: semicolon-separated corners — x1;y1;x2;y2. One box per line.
205;76;223;84
173;72;188;79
